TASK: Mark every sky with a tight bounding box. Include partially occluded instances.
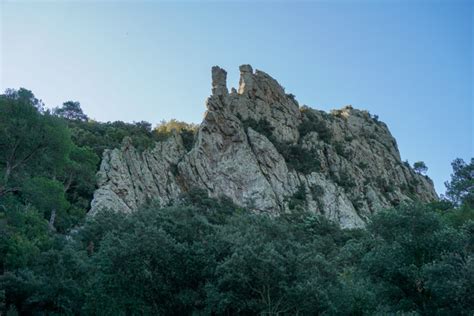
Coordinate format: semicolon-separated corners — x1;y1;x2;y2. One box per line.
1;0;472;195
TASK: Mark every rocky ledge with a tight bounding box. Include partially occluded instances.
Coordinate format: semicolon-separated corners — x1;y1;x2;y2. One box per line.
90;65;437;228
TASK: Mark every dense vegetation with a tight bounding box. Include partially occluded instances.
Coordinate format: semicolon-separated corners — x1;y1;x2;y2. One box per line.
2;192;472;315
1;89;473;315
239;111;323;174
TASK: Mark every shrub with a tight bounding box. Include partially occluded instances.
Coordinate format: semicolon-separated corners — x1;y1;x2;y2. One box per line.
413;161;428;175
310;184;325;200
334;142;352;159
286;184;307;210
239;116;274;141
335;171;356;190
299;107;332;142
274;142;321;174
239;115;321;174
155;119;198;152
286;93;298;105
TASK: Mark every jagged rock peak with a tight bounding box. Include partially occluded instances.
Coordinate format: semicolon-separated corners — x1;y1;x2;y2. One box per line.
90;65;438;228
211;66;228;97
238;64;254;94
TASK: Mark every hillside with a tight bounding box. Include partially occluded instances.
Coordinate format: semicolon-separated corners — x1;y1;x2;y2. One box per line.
91;65;437;228
1;70;472;316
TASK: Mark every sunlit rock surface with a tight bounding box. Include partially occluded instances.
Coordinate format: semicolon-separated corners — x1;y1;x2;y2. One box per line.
90;65;437;228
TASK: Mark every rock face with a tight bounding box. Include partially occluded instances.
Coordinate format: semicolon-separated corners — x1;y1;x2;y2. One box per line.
90;65;437;228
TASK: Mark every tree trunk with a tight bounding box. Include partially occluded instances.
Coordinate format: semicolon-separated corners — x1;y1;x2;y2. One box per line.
48;209;56;231
3;163;11;187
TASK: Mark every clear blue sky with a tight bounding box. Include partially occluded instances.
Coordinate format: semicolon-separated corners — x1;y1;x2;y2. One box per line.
1;0;472;195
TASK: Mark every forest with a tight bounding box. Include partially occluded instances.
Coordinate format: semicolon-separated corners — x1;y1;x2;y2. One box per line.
1;89;473;315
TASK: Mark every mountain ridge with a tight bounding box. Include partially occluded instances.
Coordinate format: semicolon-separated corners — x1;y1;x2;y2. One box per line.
90;65;437;228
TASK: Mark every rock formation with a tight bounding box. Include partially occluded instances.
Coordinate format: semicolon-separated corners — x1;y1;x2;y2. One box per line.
89;65;437;228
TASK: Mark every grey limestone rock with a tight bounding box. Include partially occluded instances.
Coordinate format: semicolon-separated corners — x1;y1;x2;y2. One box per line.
90;65;437;228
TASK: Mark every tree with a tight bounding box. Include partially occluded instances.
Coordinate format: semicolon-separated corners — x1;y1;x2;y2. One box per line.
0;89;98;231
207;213;337;315
3;88;44;111
0;93;71;197
445;158;474;207
413;161;428;175
22;177;69;231
53;101;88;122
60;146;99;209
360;203;471;314
82;205;218;315
154;119;198;136
0;200;52;272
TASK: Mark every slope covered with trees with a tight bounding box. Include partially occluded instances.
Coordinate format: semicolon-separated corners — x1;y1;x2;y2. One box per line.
0;88;473;315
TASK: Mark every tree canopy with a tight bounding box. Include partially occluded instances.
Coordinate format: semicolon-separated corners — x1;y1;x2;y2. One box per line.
53;101;88;122
445;158;474;207
413;161;428;175
0;88;472;315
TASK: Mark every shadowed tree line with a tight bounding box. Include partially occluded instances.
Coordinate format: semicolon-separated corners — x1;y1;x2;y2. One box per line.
0;89;473;315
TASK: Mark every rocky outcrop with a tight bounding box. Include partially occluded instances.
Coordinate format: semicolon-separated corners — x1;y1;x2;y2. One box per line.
90;65;437;228
89;134;186;215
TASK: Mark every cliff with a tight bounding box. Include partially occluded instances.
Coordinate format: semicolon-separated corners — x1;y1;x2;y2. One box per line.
90;65;437;228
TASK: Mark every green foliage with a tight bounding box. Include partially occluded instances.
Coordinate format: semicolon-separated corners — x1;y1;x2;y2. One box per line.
3;88;44;111
0;199;53;271
0;89;98;232
286;93;298;104
0;92;71;197
358;161;369;170
155;119;198;152
53;101;88;121
180;129;196;152
2;192;474;315
413;161;428;175
299;107;332;142
334;141;352;159
274;142;321;174
206;214;338;315
403;160;411;168
239;116;275;140
154;119;198;137
441;205;474;227
445;158;474;207
69;119;157;155
62;145;99;210
310;184;324;200
286;184;307;210
334;170;356;190
1;89;473;315
177;187;240;224
83;207;213;314
358;204;473;314
22;177;69;222
79;202;353;315
239;116;321;174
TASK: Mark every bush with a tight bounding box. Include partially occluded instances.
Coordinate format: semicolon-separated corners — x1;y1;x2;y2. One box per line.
310;184;324;200
274;142;321;174
413;161;428;175
299;107;332;142
239;116;275;141
155;119;198;152
239;116;321;174
286;184;307;210
3;196;473;315
334;171;356;190
360;204;473;314
334;141;351;159
69;120;157;155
